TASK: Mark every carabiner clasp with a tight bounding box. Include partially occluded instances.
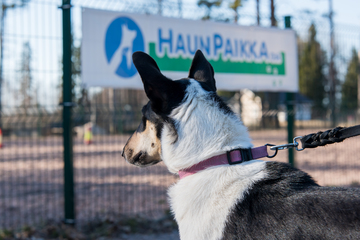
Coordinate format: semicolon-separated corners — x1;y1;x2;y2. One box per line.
293;136;304;151
267;136;304;156
269;142;298;151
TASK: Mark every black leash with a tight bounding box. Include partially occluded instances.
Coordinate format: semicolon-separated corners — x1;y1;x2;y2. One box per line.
266;124;360;158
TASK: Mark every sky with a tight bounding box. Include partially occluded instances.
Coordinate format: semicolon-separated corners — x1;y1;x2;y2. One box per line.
275;0;360;27
182;0;360;28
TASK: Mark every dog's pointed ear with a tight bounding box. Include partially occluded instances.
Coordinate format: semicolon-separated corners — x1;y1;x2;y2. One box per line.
132;51;176;113
188;50;217;92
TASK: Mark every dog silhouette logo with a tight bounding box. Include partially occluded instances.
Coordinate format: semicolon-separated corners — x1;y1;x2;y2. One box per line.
105;17;144;78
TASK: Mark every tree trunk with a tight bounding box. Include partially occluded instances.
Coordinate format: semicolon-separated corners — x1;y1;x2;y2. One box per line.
256;0;260;25
270;0;276;26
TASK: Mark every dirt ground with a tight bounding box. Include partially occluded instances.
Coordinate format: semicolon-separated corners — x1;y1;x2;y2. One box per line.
1;129;360;235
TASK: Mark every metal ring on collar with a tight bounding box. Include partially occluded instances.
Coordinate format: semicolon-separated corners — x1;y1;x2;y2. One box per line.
265;144;278;158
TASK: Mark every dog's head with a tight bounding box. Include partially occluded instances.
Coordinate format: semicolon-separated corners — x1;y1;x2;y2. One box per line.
122;50;217;166
122;50;251;171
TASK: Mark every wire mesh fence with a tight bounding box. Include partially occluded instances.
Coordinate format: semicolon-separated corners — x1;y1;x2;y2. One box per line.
2;106;360;230
1;0;360;232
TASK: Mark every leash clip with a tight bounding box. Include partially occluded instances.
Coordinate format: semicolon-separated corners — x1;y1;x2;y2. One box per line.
269;136;304;151
293;136;304;151
266;136;304;158
270;142;297;151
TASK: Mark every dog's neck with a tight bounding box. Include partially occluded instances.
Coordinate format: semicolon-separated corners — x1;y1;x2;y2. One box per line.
160;80;253;174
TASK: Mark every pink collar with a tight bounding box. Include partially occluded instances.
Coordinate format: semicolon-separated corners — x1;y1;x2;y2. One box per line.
178;146;268;179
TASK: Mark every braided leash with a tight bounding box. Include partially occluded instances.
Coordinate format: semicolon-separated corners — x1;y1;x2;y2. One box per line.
300;125;360;149
266;125;360;158
301;127;345;149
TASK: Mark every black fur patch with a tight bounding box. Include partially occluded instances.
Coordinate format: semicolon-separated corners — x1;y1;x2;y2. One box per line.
132;52;190;116
149;79;188;115
140;102;179;143
136;116;147;133
139;103;163;137
205;92;234;116
221;162;360;239
188;50;217;92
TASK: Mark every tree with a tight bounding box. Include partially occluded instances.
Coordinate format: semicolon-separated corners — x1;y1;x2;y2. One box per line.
158;0;163;15
270;0;277;26
19;42;33;113
341;48;359;111
72;43;81;97
58;40;81;105
228;0;246;23
0;0;31;127
73;44;91;110
197;0;223;20
256;0;260;25
298;24;327;114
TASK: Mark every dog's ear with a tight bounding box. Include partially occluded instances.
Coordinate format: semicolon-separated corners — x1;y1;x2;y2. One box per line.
132;51;180;113
188;50;217;92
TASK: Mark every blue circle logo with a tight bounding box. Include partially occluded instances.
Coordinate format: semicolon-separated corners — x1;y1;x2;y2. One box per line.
105;17;144;78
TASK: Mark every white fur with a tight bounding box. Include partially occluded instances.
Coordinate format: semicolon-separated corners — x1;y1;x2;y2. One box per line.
158;80;266;240
161;80;253;173
169;161;267;240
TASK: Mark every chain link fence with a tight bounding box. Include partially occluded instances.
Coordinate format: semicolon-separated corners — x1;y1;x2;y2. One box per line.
1;0;360;232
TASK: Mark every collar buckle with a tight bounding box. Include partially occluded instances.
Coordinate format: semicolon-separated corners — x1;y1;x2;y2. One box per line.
226;148;253;165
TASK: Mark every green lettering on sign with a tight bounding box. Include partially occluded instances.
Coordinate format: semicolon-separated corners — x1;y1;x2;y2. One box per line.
148;42;285;75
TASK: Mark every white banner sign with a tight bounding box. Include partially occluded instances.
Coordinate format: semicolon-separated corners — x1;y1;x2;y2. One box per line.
82;8;298;92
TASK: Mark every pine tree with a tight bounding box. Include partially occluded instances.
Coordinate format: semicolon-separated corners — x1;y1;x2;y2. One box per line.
197;0;223;20
341;48;359;111
58;40;80;104
298;23;327;114
19;42;33;113
228;0;246;23
270;0;277;26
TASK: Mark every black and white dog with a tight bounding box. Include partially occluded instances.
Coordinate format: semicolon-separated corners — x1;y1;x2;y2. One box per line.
122;50;360;240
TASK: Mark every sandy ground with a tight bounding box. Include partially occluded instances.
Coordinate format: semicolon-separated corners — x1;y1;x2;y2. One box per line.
1;129;360;232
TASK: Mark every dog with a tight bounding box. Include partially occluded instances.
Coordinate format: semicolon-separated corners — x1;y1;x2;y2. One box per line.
122;50;360;240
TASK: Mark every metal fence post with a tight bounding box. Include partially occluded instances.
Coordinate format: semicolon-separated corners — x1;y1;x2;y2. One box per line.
61;0;75;225
285;16;295;168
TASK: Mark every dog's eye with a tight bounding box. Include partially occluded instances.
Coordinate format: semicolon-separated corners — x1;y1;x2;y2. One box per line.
137;116;147;133
142;116;147;128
